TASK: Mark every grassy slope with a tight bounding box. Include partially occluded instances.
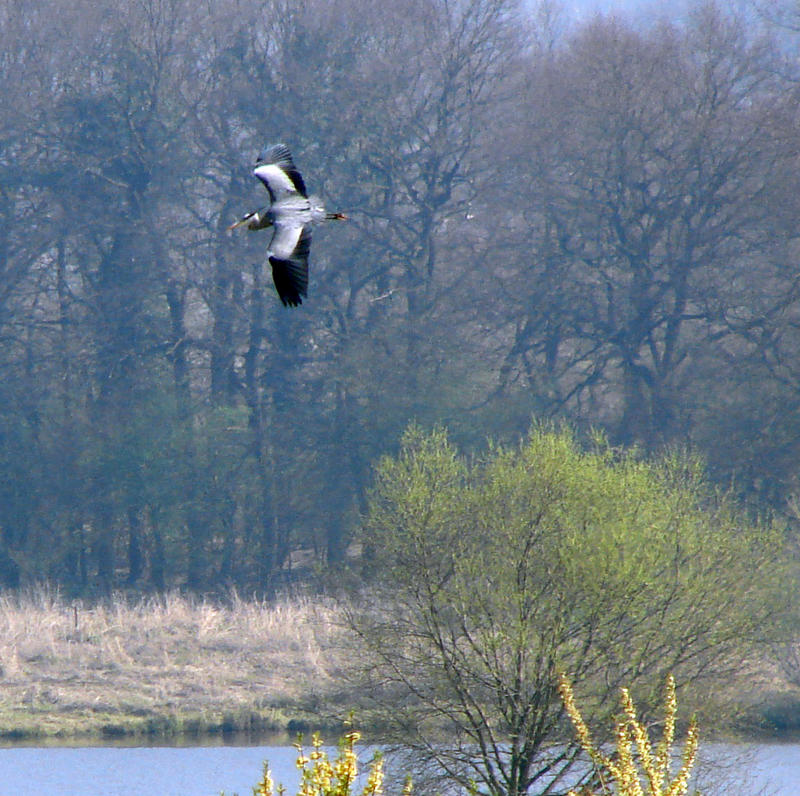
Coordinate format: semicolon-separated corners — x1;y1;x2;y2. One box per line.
1;590;797;743
0;591;346;742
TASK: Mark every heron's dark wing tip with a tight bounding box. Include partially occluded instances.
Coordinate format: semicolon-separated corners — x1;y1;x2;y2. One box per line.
258;143;291;162
275;286;304;307
268;225;311;307
269;256;308;306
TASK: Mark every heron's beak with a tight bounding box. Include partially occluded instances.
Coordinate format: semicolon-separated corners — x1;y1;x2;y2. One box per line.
227;218;248;231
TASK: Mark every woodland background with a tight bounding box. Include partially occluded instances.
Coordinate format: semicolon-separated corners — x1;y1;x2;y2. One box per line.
3;0;800;596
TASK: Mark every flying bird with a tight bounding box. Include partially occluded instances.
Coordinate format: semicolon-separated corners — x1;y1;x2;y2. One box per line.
228;143;346;307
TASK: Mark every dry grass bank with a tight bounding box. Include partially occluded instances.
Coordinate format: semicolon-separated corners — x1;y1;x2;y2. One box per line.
0;590;347;742
1;589;795;745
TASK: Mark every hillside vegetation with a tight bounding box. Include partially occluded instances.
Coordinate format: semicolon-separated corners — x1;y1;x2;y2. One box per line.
0;591;343;741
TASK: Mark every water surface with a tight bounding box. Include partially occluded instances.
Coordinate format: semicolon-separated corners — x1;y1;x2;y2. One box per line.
0;742;301;796
1;741;798;795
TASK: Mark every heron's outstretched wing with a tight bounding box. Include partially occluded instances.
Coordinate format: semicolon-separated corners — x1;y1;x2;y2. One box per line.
267;222;311;307
254;143;308;202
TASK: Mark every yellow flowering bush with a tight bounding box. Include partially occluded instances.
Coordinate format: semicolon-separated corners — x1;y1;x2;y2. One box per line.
251;731;411;796
558;674;699;796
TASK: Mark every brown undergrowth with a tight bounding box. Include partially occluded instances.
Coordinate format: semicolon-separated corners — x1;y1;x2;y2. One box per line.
0;588;344;742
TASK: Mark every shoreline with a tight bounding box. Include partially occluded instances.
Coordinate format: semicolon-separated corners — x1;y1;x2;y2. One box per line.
3;691;799;748
2;712;799;747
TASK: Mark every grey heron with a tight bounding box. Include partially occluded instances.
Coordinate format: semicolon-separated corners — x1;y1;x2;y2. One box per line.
228;143;346;307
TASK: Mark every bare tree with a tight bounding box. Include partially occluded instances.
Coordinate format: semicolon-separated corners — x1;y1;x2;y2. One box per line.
497;8;800;448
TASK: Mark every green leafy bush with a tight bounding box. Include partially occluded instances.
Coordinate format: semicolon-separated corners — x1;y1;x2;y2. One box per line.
349;423;788;795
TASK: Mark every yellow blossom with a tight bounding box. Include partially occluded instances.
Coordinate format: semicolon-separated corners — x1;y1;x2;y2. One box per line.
253;763;274;796
238;729;410;796
561;675;699;796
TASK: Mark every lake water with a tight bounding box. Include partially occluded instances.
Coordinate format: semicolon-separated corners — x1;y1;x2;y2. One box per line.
0;741;303;796
0;741;799;795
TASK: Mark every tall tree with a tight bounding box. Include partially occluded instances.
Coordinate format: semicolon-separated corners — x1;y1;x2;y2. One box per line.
348;425;790;796
498;8;800;448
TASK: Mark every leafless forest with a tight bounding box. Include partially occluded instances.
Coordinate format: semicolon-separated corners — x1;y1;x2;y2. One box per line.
2;0;800;594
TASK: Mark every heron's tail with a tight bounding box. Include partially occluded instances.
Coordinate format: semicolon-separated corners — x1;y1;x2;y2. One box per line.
310;195;347;222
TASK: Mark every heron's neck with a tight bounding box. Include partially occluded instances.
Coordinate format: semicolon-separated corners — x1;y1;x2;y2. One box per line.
247;210;273;230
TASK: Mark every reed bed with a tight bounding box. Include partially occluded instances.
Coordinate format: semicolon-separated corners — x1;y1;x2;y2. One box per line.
0;589;345;741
